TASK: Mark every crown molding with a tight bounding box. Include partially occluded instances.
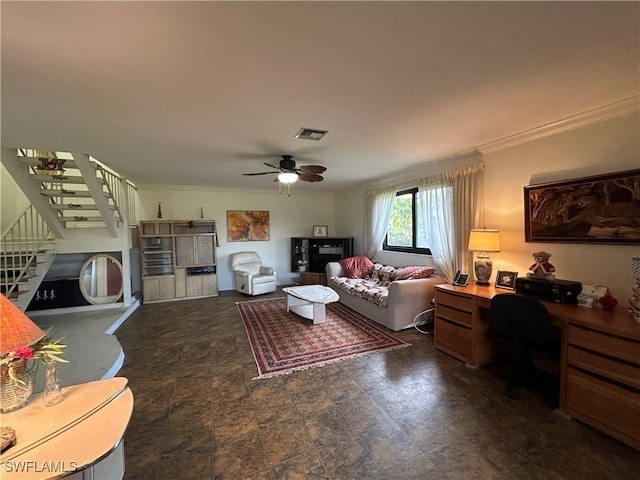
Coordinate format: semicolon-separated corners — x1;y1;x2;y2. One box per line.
137;183;334;197
338;96;639;195
478;96;639;153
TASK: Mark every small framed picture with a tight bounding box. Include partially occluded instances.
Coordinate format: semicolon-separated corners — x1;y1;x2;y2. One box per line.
453;273;469;286
496;270;518;290
313;225;328;237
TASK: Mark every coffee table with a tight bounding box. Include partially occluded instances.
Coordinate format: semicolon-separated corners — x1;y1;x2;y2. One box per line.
282;285;339;324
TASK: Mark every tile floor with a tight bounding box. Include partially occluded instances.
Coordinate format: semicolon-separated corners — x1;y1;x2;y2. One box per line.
116;289;640;480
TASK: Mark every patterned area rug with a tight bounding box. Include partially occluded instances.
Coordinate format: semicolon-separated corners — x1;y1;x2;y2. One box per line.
236;297;411;379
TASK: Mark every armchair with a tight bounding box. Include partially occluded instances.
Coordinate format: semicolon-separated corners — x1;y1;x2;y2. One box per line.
230;251;276;295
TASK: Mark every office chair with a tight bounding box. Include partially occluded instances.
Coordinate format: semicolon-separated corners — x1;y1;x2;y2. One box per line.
490;294;560;408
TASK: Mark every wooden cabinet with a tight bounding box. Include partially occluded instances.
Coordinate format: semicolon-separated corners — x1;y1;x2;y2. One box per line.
175;235;215;266
140;220;218;303
300;272;327;286
433;283;640;451
434;285;496;367
142;275;176;302
563;323;640;450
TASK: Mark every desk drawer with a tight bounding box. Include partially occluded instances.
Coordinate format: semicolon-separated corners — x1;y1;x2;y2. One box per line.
567;324;639;364
436;290;474;312
566;367;640;447
435;318;472;362
568;346;640;390
436;304;472;327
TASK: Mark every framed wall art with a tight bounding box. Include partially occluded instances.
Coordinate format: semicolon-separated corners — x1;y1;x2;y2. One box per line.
313;225;328;237
227;210;270;241
524;169;640;244
495;270;518;290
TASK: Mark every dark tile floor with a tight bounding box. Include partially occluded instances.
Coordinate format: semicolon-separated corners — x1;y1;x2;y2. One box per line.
116;289;640;480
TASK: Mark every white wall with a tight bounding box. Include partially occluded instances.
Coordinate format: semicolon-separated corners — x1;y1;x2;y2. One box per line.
484;111;639;301
1;163;30;234
336;110;639;300
136;186;335;291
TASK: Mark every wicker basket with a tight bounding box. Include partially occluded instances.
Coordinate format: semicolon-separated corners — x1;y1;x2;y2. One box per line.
0;359;34;413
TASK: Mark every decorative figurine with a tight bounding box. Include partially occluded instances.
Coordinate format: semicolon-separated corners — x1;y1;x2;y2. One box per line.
527;251;556;281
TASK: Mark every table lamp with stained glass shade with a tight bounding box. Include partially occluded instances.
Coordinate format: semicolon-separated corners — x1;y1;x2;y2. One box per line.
468;228;501;285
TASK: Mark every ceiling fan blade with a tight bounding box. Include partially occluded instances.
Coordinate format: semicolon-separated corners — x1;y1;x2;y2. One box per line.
243;172;278;176
298;173;324;182
298;165;326;174
264;162;281;170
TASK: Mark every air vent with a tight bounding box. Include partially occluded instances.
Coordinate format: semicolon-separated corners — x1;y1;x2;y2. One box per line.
294;128;328;141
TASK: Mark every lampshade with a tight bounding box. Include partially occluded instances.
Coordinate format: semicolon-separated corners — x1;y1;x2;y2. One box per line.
0;294;45;355
468;229;501;252
278;172;298;184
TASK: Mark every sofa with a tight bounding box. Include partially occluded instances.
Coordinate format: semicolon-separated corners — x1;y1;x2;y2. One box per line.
326;258;446;331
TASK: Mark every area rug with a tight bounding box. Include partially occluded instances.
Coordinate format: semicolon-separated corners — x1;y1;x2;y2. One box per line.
236;297;411;379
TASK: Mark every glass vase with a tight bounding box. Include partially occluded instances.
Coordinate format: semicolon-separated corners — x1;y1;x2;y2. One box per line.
42;360;62;407
0;359;34;413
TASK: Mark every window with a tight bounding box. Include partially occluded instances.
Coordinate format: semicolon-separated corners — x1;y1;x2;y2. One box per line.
383;188;432;255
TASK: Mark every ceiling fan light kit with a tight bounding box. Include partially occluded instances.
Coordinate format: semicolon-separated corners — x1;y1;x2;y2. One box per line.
277;172;298;184
243;154;327;195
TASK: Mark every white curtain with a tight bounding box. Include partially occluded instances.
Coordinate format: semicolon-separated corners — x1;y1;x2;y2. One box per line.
418;163;483;282
363;185;396;259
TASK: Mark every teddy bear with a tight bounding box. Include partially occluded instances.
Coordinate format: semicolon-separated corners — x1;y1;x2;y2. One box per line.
527;251;556;280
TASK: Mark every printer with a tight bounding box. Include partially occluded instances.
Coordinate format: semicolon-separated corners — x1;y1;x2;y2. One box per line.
515;277;582;304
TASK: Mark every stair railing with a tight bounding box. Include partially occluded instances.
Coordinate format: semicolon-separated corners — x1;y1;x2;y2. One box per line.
96;164;123;223
1;205;53;297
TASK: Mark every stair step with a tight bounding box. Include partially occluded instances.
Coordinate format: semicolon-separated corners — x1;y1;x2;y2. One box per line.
19;157;97;170
41;189;110;198
0;274;29;283
2;290;22;300
50;204;110;211
60;216;108;223
31;174;104;185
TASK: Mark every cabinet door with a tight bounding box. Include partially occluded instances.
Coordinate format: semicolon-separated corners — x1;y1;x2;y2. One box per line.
143;276;175;302
201;274;218;295
195;236;215;265
175;237;196;266
174;268;187;298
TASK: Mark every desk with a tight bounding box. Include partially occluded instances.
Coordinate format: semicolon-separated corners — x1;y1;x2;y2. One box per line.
0;377;133;479
434;284;640;451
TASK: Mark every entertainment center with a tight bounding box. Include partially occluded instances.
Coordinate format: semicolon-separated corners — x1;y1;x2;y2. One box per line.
290;237;353;285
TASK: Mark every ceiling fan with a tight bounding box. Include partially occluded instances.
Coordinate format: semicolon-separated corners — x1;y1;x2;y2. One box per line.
243;155;326;183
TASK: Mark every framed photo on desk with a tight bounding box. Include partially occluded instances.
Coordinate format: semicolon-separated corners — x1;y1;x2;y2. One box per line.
496;270;518;290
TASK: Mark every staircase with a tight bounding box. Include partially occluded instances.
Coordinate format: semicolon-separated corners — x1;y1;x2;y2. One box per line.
1;148;137;310
11;150;124;237
1;205;56;310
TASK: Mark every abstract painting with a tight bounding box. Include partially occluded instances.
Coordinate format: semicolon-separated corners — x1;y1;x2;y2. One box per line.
227;210;270;241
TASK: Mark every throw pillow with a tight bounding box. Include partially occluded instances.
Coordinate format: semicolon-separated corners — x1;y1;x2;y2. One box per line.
396;266;436;280
339;256;374;279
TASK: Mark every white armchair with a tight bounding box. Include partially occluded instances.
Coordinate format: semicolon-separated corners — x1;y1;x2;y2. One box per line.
230;251;277;295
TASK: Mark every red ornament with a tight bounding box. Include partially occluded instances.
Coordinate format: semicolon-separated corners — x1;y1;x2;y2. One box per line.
598;293;618;312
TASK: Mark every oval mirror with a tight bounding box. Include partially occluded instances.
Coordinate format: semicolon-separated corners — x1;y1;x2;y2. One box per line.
79;254;123;305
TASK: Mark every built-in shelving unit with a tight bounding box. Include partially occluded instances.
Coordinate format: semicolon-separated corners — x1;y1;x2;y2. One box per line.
140;220;218;303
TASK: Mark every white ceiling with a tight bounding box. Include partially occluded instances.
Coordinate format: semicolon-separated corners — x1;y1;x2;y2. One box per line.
2;2;638;192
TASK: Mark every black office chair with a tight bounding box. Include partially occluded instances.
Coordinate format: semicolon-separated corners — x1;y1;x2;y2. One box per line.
490;294;560;408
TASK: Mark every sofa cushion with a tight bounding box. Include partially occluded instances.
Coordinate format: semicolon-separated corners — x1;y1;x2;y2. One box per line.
396;266;436;280
331;277;389;307
339;256;374;279
364;263;399;287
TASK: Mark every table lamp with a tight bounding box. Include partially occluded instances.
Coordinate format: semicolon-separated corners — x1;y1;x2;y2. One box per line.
468;228;501;285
